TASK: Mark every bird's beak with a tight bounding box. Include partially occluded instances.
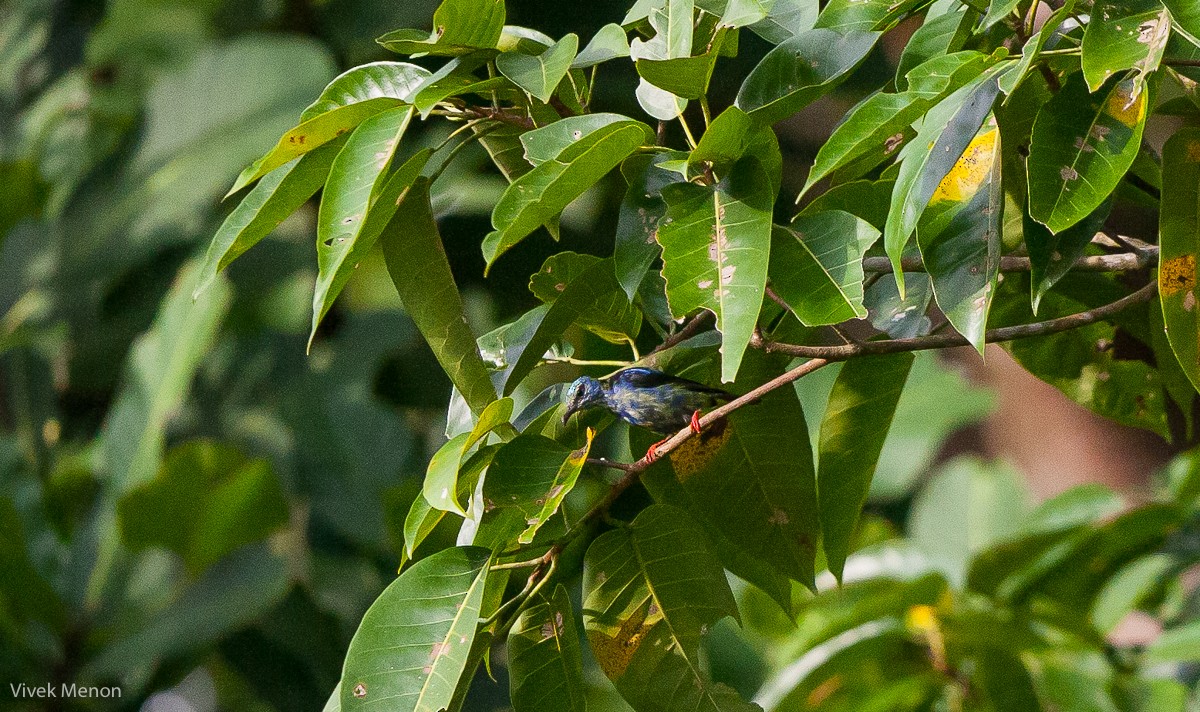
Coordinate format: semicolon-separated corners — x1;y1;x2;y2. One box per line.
561;405;576;425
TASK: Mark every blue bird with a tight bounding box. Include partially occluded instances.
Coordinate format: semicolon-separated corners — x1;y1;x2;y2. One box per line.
562;367;736;461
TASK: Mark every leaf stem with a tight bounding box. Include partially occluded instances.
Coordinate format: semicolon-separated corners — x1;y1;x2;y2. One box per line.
860;245;1158;274
678;113;698;149
700;95;712;129
541;356;634;367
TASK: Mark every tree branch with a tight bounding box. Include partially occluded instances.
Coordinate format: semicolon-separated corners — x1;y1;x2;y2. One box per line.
861;246;1158;274
755;280;1158;360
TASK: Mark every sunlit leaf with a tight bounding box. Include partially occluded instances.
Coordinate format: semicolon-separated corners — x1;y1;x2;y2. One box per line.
573;23;631;67
509;585;587;712
1159;128;1200;395
376;0;506;56
340;547;490;711
630;0;694;120
497;33;578;103
1081;0;1170;92
770;210;879;326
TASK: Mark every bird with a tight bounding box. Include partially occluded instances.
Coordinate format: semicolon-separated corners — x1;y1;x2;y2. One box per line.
561;367;737;462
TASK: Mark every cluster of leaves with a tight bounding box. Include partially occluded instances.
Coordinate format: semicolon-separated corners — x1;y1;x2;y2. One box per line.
189;0;1200;709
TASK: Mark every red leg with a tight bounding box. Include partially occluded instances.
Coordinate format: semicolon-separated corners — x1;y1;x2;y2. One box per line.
689;410;703;434
645;438;668;463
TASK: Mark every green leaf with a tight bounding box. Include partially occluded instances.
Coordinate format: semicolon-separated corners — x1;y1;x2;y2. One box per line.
530;252;642;343
340;547;490;711
483;120;653;270
573;23;631;67
916;119;1003;353
747;0;819;44
118;441;289;575
0;497;65;630
818;353;915;580
1147;619;1200;664
423;398;513;516
1165;0;1200;47
521;114;639;165
866;272;933;338
1082;0;1171;92
615;152;687;298
381;178;498;415
630;0;695;120
998;2;1076;97
195;138;342;298
635;26;730;101
478;434;571;548
228;62;430;195
885;71;1000;295
815;0;920;31
981;0;1022;30
895;9;976;84
658;154;774;383
736;28;878;125
509;585;587;712
517;429;593;544
642;354;821;588
769;211;880;326
403;446;499;566
410;55;511;118
311;106;418;341
1027;74;1149;233
1026;200;1112;313
376;0;506;56
99;260;231;492
689;105;755;172
1160;128;1200;394
801;92;922;198
1092;553;1176;632
972;650;1042;712
582;505;754;712
496;33;579;103
800;178;895;231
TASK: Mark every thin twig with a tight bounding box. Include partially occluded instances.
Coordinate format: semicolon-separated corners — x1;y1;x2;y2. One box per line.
861;247;1158;274
648;311;714;357
755;281;1158;360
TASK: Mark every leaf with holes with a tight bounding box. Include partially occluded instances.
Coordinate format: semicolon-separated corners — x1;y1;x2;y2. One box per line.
769;211;879;326
228;62;430;194
658;154;774;383
583;505;755;712
340;546;490;711
508;584;587;712
1082;0;1170;92
1028;75;1149;233
311;106;417;342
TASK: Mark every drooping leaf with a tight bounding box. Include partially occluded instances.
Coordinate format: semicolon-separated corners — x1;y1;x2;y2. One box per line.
769;211;880;326
508;585;588;712
736;28;878;125
195;138;343;298
630;0;694;120
641;354;821;589
228;62;430;194
311;106;417;340
981;0;1022;31
478;434;572;548
582;504;754;712
747;0;819;44
381;178;498;415
895;9;975;84
403;446;499;567
376;0;506;56
496;33;579;103
1027;74;1149;233
99;261;231;492
483;120;654;270
1081;0;1171;92
689;105;756;173
885;70;1000;295
818;353;915;580
1159;128;1200;395
1026;199;1112;313
635;27;728;100
340;547;490;711
916;119;1003;353
998;2;1077;97
410;55;511;117
573;23;631;67
657;153;774;383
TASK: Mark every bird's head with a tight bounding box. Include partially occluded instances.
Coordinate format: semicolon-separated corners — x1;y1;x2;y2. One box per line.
562;376;604;425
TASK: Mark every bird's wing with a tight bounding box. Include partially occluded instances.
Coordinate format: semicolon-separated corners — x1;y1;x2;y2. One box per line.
614;368;736;400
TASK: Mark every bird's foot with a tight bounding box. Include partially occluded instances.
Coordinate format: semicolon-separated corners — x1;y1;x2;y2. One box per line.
689;410;703;434
645;438;669;463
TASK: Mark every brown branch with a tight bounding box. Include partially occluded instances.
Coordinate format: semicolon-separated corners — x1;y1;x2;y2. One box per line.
862;246;1158;275
756;280;1158;360
1165;58;1200;68
648;311;714;357
462;106;536;129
